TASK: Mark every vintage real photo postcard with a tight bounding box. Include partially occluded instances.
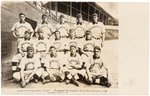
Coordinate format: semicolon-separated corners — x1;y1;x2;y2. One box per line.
1;1;149;95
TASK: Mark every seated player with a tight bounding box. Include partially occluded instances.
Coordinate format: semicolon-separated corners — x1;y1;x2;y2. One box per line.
41;46;65;84
62;44;86;86
13;46;44;88
11;30;35;76
85;46;111;87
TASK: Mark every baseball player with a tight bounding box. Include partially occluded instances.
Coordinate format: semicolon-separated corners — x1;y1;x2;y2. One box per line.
65;29;80;52
13;46;44;88
81;30;101;59
86;13;106;48
63;44;86;86
41;46;65;84
85;46;111;87
56;14;69;38
11;13;34;39
35;14;55;39
11;31;35;75
50;30;66;55
72;13;87;39
34;29;50;60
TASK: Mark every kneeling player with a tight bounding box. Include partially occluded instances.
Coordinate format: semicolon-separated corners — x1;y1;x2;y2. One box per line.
85;46;111;87
41;46;65;84
13;46;44;88
11;31;35;78
63;44;86;86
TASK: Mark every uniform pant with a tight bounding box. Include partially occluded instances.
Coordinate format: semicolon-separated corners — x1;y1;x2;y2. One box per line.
62;67;86;80
13;67;44;82
41;69;65;81
85;68;108;84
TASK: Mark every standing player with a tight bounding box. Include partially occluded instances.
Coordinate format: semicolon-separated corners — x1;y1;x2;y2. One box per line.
56;14;69;38
11;13;33;39
72;13;87;39
41;46;65;84
11;31;35;76
86;13;106;48
35;14;54;39
85;46;111;87
13;46;44;88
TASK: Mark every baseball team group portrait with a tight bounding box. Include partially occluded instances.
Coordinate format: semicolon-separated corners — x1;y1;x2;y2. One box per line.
1;1;119;92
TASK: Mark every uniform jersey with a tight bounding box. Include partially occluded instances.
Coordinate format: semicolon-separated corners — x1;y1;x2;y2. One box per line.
18;55;40;71
72;23;87;38
56;23;69;38
89;57;107;78
35;39;50;52
80;38;96;52
65;38;82;50
17;38;35;53
86;22;105;39
11;21;33;38
44;54;62;69
35;23;54;39
50;38;66;52
65;53;82;70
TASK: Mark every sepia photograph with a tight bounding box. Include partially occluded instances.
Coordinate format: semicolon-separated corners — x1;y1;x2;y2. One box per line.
1;1;148;95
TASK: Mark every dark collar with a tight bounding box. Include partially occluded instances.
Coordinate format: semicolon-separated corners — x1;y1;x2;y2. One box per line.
93;22;98;24
70;53;76;57
42;21;48;24
38;37;44;40
50;54;57;58
55;38;61;41
24;38;30;41
27;55;34;58
93;55;100;59
77;22;82;25
20;21;25;24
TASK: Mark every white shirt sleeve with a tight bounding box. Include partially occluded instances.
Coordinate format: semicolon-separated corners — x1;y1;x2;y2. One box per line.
11;22;18;32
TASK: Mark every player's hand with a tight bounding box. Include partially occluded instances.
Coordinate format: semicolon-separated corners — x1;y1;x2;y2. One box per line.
21;52;26;57
25;78;30;84
88;77;93;83
70;65;75;68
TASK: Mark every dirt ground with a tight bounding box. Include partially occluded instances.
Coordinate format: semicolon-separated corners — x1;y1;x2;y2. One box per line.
1;40;118;89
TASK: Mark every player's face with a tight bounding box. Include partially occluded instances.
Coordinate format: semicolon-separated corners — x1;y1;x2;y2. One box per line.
70;46;76;54
24;33;30;39
50;48;56;56
60;18;65;24
55;32;61;39
69;32;75;39
19;15;25;22
27;49;34;58
92;16;98;23
38;32;44;39
42;16;48;22
85;33;92;40
77;17;82;23
94;49;101;57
